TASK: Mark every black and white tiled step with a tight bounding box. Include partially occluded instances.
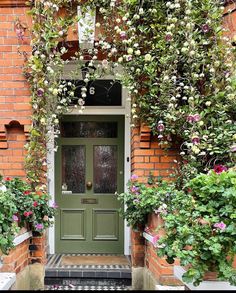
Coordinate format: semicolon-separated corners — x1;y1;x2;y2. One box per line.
44;277;132;290
45;284;130;290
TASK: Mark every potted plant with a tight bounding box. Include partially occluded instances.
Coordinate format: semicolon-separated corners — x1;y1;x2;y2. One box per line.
157;166;236;286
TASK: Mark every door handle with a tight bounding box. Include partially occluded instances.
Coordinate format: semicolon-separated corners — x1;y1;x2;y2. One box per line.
86;181;92;189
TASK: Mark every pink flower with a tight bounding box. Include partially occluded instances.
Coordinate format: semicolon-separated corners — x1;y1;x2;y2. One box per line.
213;165;228;174
24;211;33;217
35;223;44;230
131;186;139;193
5;177;11;181
24;190;31;195
152;235;160;245
12;215;19;222
131;174;138;181
214;222;226;230
33;201;38;207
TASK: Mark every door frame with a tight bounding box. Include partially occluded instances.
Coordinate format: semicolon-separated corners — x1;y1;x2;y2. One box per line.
47;79;131;255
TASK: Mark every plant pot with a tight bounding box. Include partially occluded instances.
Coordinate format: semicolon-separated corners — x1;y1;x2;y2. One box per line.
203;271;218;281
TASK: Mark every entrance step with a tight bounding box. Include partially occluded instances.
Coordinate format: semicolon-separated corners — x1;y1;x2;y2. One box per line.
44;254;132;290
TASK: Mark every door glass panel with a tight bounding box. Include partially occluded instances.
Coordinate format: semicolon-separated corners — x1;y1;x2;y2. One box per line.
94;146;117;193
61;122;117;138
62;146;86;193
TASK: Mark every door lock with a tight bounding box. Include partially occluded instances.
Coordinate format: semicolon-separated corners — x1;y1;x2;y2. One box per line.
86;181;92;188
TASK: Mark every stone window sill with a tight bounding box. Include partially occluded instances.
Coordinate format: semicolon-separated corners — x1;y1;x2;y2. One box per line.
174;266;236;291
13;231;32;246
0;273;16;290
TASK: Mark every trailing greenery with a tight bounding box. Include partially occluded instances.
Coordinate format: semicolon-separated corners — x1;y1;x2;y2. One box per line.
157;167;236;286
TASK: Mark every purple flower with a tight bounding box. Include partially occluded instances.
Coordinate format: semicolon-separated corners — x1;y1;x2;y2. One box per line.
158;134;163;139
187;114;201;123
192;136;200;145
213;222;226;230
157;121;165;132
120;31;126;39
202;24;210;33
187;115;194;123
35;223;44;230
12;215;19;222
37;88;44;97
213;165;228;174
131;186;139;193
193;114;200;122
131;174;138;181
51;202;58;208
165;33;172;42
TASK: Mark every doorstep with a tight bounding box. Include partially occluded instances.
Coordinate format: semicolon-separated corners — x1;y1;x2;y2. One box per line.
45;254;132;280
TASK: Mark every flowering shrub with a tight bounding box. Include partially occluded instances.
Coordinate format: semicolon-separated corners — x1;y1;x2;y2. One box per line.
117;174;182;230
157;167;236;286
0;176;58;253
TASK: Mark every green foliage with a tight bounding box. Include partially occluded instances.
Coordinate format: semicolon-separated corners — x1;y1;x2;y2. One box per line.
157;168;236;286
0;177;58;254
0;189;19;254
117;175;181;230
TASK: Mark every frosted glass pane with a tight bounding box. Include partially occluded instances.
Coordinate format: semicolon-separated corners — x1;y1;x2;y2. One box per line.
62;146;85;193
94;146;117;193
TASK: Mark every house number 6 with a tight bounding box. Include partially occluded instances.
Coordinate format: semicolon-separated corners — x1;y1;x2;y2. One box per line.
89;87;95;95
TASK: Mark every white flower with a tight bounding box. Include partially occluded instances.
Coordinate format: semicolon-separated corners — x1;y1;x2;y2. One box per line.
96;22;101;28
139;8;144;15
135;50;141;56
0;184;7;192
40;117;46;125
127;48;133;55
205;101;211;106
144;54;152;62
53;89;58;96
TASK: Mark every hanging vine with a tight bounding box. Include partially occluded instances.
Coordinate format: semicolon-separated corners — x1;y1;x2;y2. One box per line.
17;0;236;191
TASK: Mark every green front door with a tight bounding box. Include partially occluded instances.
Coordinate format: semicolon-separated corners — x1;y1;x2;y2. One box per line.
55;115;124;253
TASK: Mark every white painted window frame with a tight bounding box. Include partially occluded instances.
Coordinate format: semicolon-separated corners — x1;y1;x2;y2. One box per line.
47;62;131;255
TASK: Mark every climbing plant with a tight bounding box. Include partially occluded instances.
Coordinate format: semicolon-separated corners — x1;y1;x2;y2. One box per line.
19;0;236;190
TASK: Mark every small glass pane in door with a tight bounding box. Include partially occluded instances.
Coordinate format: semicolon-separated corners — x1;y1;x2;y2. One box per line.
94;146;117;193
62;146;86;193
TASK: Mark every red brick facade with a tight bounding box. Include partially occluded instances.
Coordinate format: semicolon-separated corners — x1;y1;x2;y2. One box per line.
0;4;31;178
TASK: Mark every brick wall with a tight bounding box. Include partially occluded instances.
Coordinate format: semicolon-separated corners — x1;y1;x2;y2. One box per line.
0;6;32;178
0;238;30;274
0;232;47;274
130;125;179;276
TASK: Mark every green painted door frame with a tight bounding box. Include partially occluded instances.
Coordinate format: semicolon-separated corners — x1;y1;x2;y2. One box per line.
55;115;124;253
